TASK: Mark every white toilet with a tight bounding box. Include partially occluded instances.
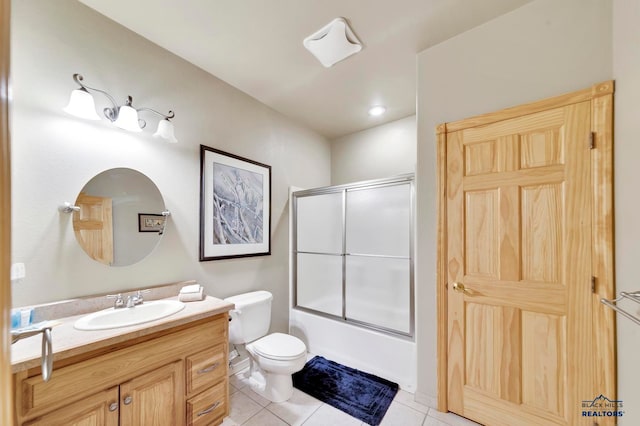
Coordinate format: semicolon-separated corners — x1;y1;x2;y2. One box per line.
225;290;307;403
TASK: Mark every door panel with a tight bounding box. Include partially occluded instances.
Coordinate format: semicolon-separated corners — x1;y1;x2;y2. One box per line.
446;100;601;426
520;127;564;169
73;193;114;265
465;189;499;278
464;303;521;404
521;311;566;416
520;183;563;283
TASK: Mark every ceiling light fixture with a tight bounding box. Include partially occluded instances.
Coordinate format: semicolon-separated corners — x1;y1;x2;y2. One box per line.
303;17;362;68
63;73;178;143
368;105;386;117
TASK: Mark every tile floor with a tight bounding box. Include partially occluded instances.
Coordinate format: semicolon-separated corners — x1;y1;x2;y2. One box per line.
222;370;481;426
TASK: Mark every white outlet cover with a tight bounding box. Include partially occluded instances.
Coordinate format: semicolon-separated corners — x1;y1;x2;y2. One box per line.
11;263;26;281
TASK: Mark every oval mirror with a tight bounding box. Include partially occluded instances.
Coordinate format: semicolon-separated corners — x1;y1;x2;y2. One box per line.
72;168;167;266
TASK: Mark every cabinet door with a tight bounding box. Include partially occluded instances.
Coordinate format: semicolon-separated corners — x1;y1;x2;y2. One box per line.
25;387;119;426
120;361;184;426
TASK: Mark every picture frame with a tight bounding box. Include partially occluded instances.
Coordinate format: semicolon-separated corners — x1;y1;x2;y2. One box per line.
138;213;165;232
199;145;271;261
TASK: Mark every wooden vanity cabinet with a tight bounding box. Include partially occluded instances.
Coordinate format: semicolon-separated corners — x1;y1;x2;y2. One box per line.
14;313;229;426
23;387;120;426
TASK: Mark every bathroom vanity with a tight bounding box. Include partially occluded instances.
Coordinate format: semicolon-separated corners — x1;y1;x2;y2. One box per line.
11;289;233;426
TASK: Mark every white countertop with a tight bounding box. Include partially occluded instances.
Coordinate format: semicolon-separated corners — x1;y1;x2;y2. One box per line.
11;295;234;373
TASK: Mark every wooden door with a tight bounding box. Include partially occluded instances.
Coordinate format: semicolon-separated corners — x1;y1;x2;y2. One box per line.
24;387;119;426
0;0;11;424
437;82;615;426
120;361;184;426
73;193;114;265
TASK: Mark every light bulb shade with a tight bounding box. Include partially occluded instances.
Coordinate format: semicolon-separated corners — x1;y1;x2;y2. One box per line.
113;105;142;132
63;88;101;120
153;119;178;143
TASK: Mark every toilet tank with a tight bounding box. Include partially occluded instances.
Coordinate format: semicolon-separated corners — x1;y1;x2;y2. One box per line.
225;291;273;344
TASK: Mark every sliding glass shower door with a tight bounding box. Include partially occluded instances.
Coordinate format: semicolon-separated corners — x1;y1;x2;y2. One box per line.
295;191;343;317
293;175;414;337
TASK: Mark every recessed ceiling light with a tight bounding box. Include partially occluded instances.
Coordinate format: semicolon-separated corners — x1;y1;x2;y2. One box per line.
368;105;386;116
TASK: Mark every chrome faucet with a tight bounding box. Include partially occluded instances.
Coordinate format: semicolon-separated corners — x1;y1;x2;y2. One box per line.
108;290;150;309
106;293;125;309
126;290;151;308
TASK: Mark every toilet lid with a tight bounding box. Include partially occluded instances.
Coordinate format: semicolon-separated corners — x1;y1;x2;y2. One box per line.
251;333;306;361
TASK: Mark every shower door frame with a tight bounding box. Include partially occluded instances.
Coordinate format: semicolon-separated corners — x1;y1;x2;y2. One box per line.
292;174;415;339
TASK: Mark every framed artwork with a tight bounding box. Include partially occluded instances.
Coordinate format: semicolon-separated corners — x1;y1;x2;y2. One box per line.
138;213;165;232
199;145;271;261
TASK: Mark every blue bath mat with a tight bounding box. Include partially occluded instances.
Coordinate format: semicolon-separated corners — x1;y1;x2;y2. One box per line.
292;356;398;425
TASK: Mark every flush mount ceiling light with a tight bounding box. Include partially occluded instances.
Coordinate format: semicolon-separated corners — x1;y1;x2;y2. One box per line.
63;73;178;143
303;17;362;68
368;105;387;117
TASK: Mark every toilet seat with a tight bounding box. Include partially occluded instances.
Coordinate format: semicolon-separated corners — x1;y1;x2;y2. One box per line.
249;333;306;361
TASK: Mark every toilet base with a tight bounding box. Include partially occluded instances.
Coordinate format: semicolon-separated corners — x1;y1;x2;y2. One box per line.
246;367;294;403
245;355;300;403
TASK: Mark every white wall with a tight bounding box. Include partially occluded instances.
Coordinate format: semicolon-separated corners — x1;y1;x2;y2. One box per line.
331;115;415;185
415;0;612;407
613;0;640;424
10;0;331;334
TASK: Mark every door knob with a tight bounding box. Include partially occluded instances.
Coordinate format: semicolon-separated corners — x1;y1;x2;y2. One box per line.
452;282;466;293
123;395;133;405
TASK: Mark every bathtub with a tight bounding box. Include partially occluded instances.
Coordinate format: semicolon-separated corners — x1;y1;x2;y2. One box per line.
289;305;416;391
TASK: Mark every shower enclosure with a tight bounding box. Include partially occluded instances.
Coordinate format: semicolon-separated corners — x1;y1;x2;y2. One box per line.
290;175;415;389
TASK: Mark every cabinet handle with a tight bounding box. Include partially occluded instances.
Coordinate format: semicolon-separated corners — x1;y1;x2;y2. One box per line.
197;362;220;374
123;395;133;405
197;401;221;417
109;402;118;412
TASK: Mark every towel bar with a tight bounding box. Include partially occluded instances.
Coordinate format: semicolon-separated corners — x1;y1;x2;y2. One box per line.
601;291;640;326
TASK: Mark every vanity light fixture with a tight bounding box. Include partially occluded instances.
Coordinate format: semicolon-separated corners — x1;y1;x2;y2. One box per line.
63;73;178;143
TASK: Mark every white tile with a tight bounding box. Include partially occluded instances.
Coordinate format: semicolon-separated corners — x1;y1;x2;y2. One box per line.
427;410;482;426
230;383;240;395
227;390;263;425
422;415;450;426
240;386;272;407
393;390;430;414
221;416;240;426
302;403;363;426
266;388;323;426
379;401;426;426
229;371;251;390
243;409;289;426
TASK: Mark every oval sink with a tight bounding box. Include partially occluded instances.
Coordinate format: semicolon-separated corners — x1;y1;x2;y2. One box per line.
74;300;185;331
